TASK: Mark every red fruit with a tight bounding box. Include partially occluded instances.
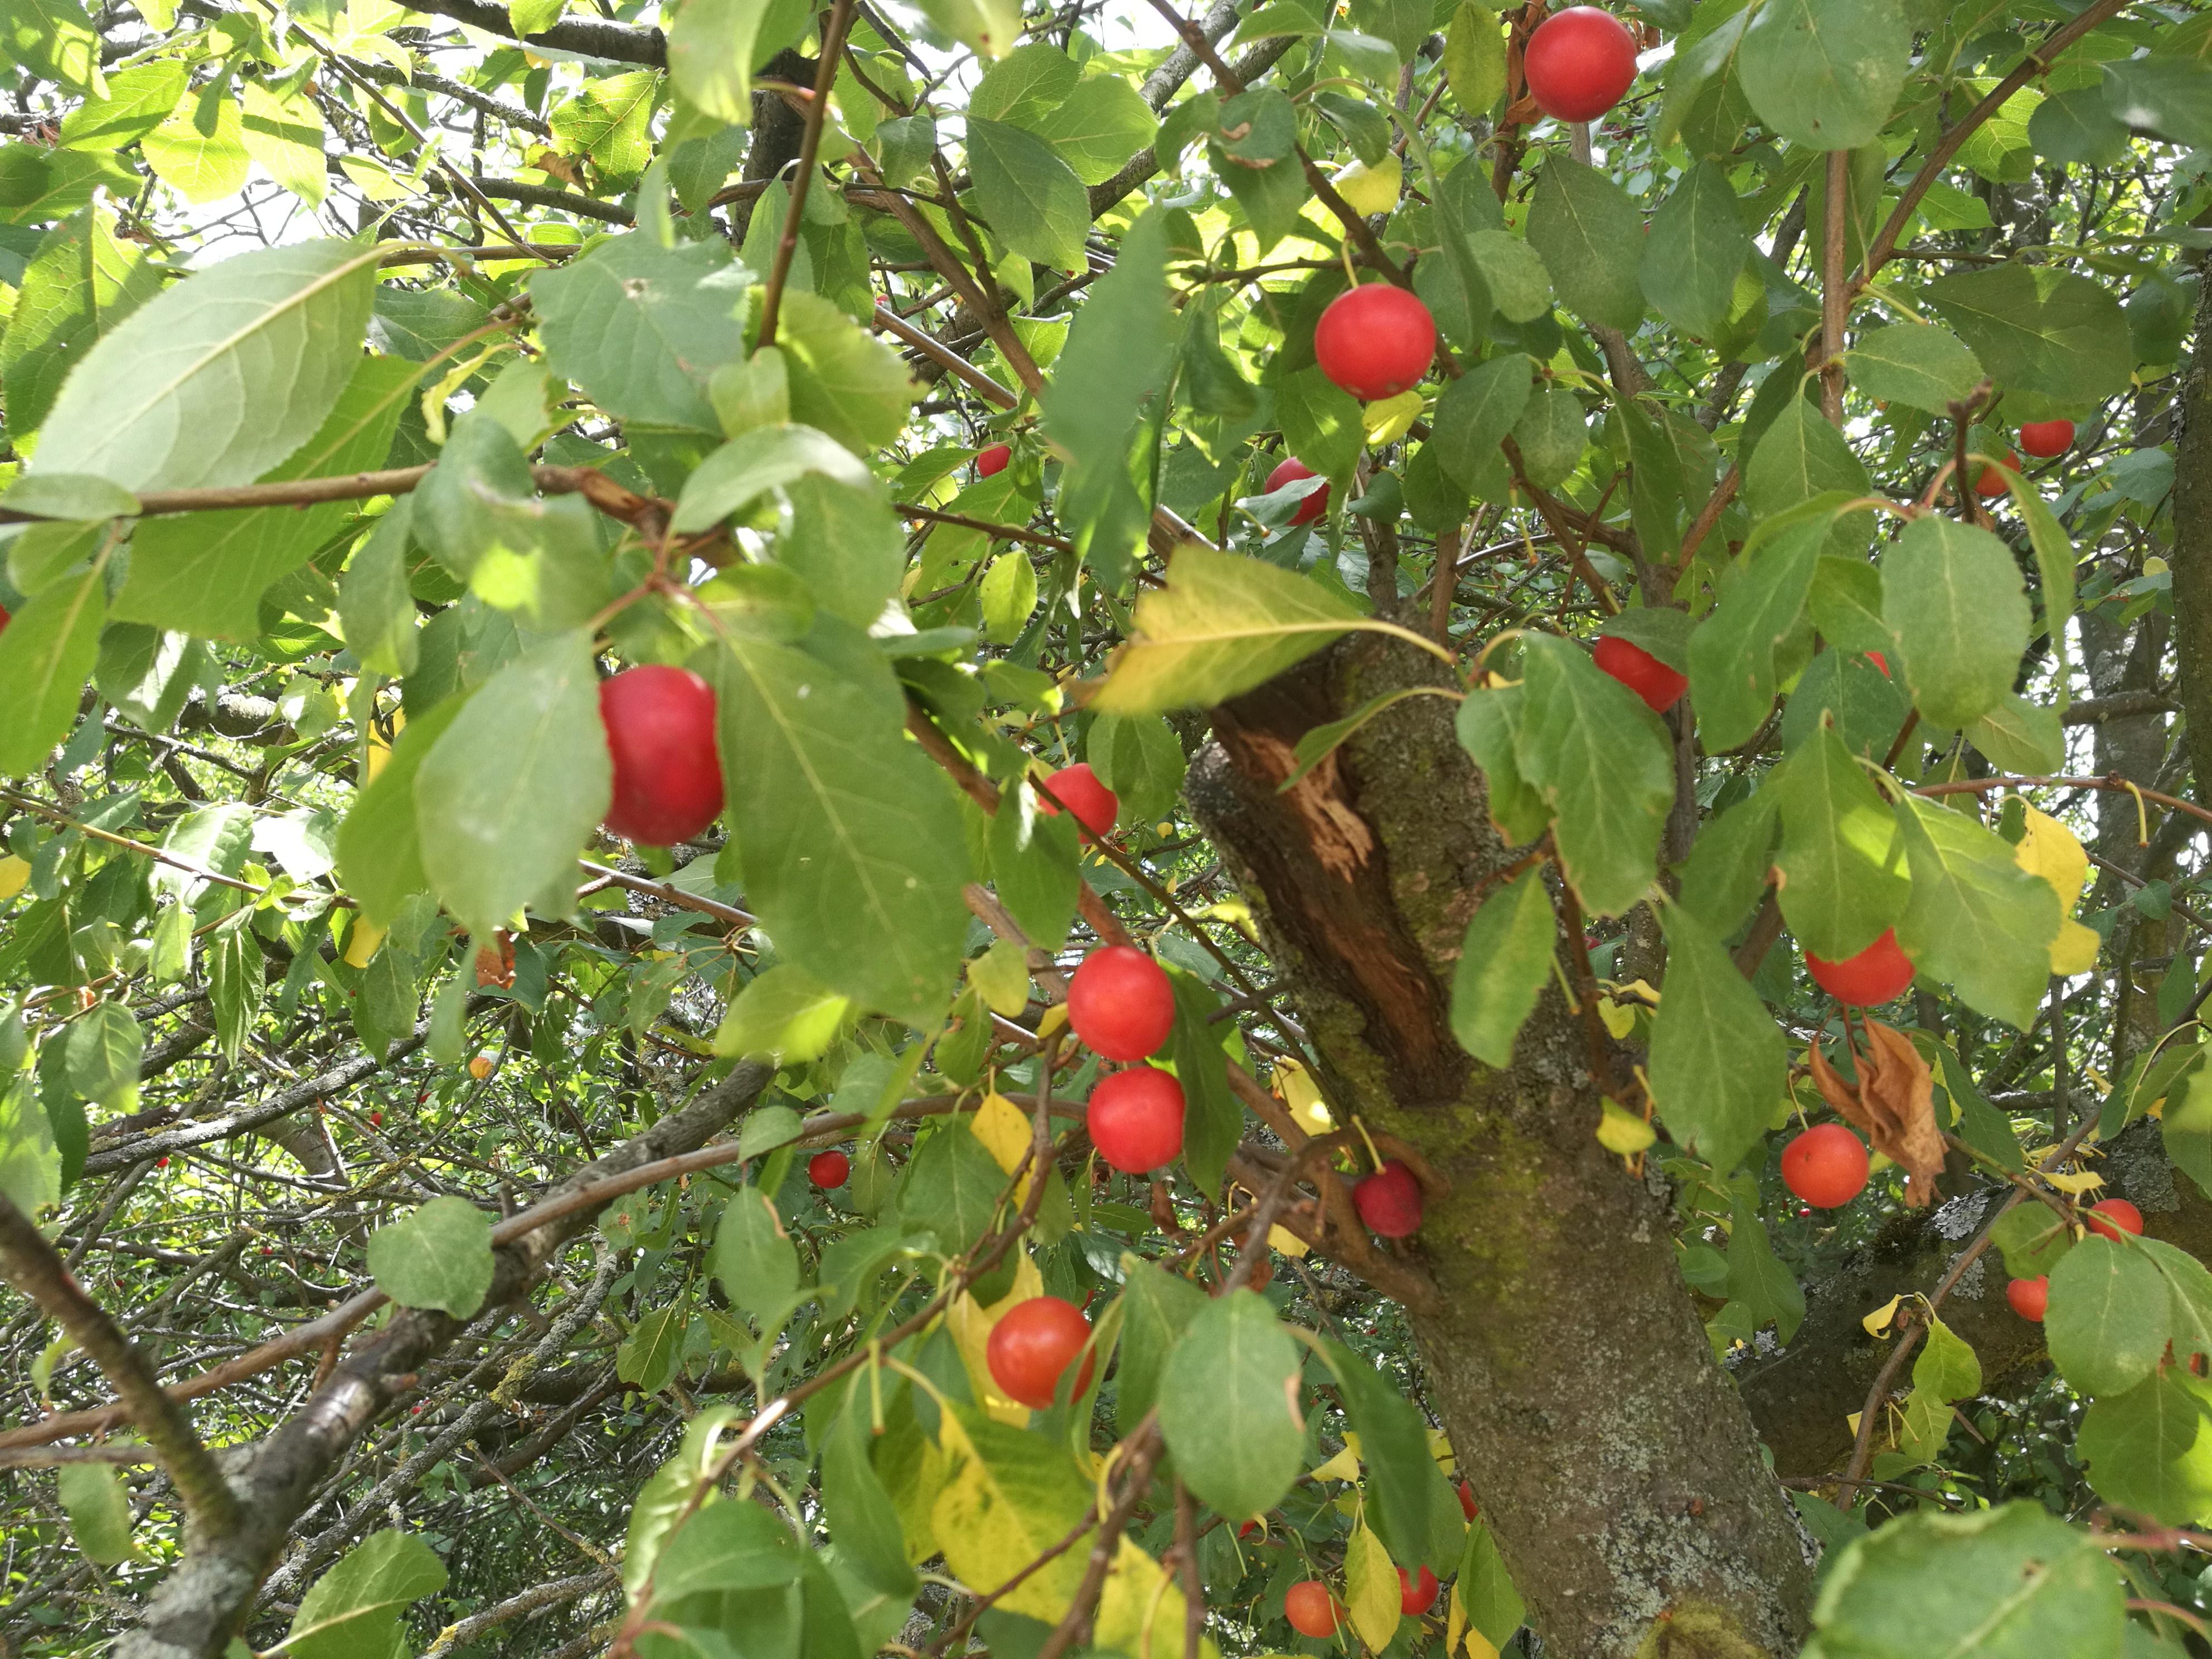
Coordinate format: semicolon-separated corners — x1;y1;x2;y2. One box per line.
1265;457;1330;526
1067;946;1176;1061
1239;1519;1262;1539
1524;7;1640;123
976;443;1012;477
2019;420;2074;459
1398;1565;1439;1616
157;1157;169;1167
1285;1582;1345;1638
1804;928;1915;1006
1781;1123;1869;1209
2087;1198;2143;1241
1972;452;2020;498
599;666;724;846
2007;1275;2049;1322
1038;761;1119;840
0;603;10;632
1592;634;1687;714
1866;651;1889;677
370;1111;384;1127
809;1149;851;1189
986;1295;1095;1409
1458;1479;1478;1521
1088;1065;1186;1174
1313;284;1437;401
1354;1159;1423;1238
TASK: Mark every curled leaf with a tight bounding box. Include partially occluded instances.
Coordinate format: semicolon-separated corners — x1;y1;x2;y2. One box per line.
1808;1018;1944;1207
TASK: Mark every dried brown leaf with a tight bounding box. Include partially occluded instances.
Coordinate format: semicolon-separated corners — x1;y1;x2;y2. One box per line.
1804;1021;1943;1207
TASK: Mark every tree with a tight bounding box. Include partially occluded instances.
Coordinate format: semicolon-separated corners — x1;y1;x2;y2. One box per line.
1;0;2210;1652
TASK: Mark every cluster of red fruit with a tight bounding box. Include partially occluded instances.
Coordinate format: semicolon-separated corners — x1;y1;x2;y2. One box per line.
1971;421;2075;496
2006;1199;2142;1322
1284;1561;1445;1636
1070;944;1187;1173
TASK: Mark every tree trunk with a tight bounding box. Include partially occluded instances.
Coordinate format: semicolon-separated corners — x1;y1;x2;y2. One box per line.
2171;261;2212;811
1185;634;1816;1658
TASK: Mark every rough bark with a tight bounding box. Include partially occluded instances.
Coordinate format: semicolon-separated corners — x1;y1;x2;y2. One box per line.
2172;264;2212;810
1185;635;1815;1659
730;50;818;242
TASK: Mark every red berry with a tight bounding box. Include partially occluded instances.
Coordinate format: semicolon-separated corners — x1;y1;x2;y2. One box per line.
1524;7;1639;123
809;1149;851;1189
986;1295;1095;1409
1458;1479;1478;1521
370;1111;384;1127
1781;1123;1869;1209
1866;650;1889;677
977;443;1011;477
1354;1159;1423;1238
1973;452;2020;498
599;666;724;846
1038;761;1118;840
1088;1065;1186;1174
2007;1275;2049;1322
1804;928;1915;1006
2019;420;2074;459
1066;947;1176;1061
1313;284;1437;402
1265;457;1330;526
1398;1565;1439;1617
2087;1198;2143;1241
157;1157;168;1167
0;602;10;633
1592;634;1687;714
1285;1582;1345;1637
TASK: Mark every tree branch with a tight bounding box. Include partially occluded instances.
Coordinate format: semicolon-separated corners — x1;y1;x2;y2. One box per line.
390;0;666;65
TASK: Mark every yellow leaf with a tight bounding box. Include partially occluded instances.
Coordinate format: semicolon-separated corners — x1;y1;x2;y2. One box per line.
1595;995;1637;1040
932;1405;1089;1619
1861;1294;1903;1337
969;938;1033;1017
1427;1426;1455;1472
0;855;27;901
2041;1168;2104;1197
1097;1535;1223;1659
1466;1632;1501;1659
1311;1434;1361;1482
1267;1223;1310;1259
1331;152;1402;216
1447;1579;1467;1658
946;1251;1046;1425
343;916;387;968
1036;1002;1070;1041
1343;1521;1401;1651
1275;1057;1334;1134
971;1090;1034;1187
2016;808;2099;974
1362;389;1425;447
1595;1099;1655;1154
2051;918;2101;976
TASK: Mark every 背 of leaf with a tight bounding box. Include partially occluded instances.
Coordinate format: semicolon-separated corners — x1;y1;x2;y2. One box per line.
0;0;2201;1655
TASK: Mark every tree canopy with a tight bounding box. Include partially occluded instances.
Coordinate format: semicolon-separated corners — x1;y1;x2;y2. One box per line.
4;0;2212;1655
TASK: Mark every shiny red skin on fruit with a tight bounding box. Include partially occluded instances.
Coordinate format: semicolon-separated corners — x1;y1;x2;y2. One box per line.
1068;946;1176;1060
1239;1520;1262;1539
1458;1480;1478;1521
1285;1582;1344;1638
0;603;9;633
2019;420;2074;459
1524;7;1639;122
2007;1275;2049;1322
1805;928;1916;1005
977;443;1012;477
1355;1159;1424;1238
599;666;724;846
1781;1123;1869;1209
1314;284;1438;402
2087;1198;2143;1241
1592;634;1687;714
986;1295;1095;1409
809;1149;851;1189
1088;1065;1187;1174
1265;457;1330;526
1037;761;1119;839
1866;651;1889;677
370;1112;384;1127
1398;1565;1439;1616
1973;453;2020;497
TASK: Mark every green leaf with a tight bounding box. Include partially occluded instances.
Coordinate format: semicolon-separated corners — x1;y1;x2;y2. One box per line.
2102;56;2212;153
651;1493;805;1603
1443;1;1506;117
1031;75;1159;186
0;0;105;95
714;1184;802;1322
531;234;750;433
1433;352;1531;494
2046;1235;2170;1400
2167;1064;2212;1203
897;1123;1008;1254
548;71;658;177
414;631;611;943
57;61;183;152
1157;1289;1303;1520
1845;323;1986;415
715;632;969;1022
1326;1336;1461;1573
1275;364;1364;481
980;549;1038;644
338;503;420;678
1772;719;1907;962
287;1530;450;1659
2078;1366;2212;1529
1650;906;1788;1173
671;423;879;533
117;352;418;639
1990;1201;2073;1280
1737;0;1907;152
1891;795;2058;1030
970;42;1080;125
1743;396;1868;516
1513;634;1673;918
824;1388;920;1596
715;962;853;1061
618;1305;687;1393
413;413;611;632
1880;515;2029;732
966;118;1089;273
1639;162;1749;338
1458;1519;1526;1649
776;290;919;453
240;81;327;207
1448;867;1554;1069
1090;544;1365;715
142;80;249;205
988;784;1080;952
667;0;778;124
57;1462;135;1563
1992;465;2077;677
0;556;105;777
1809;1503;2123;1659
31;238;380;493
1913;1315;1982;1401
1964;693;2064;775
2029;84;2132;167
366;1194;494;1317
1089;713;1187;827
0;1076;61;1216
208;916;265;1061
337;696;466;928
1455;685;1550;845
1;208;163;444
913;0;1023;61
1687;506;1827;750
1924;264;2133;407
1525;156;1643;331
1114;1260;1207;1437
1678;785;1779;937
2138;1237;2212;1367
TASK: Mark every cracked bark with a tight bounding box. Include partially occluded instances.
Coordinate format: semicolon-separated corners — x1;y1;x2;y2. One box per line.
1185;634;1813;1659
